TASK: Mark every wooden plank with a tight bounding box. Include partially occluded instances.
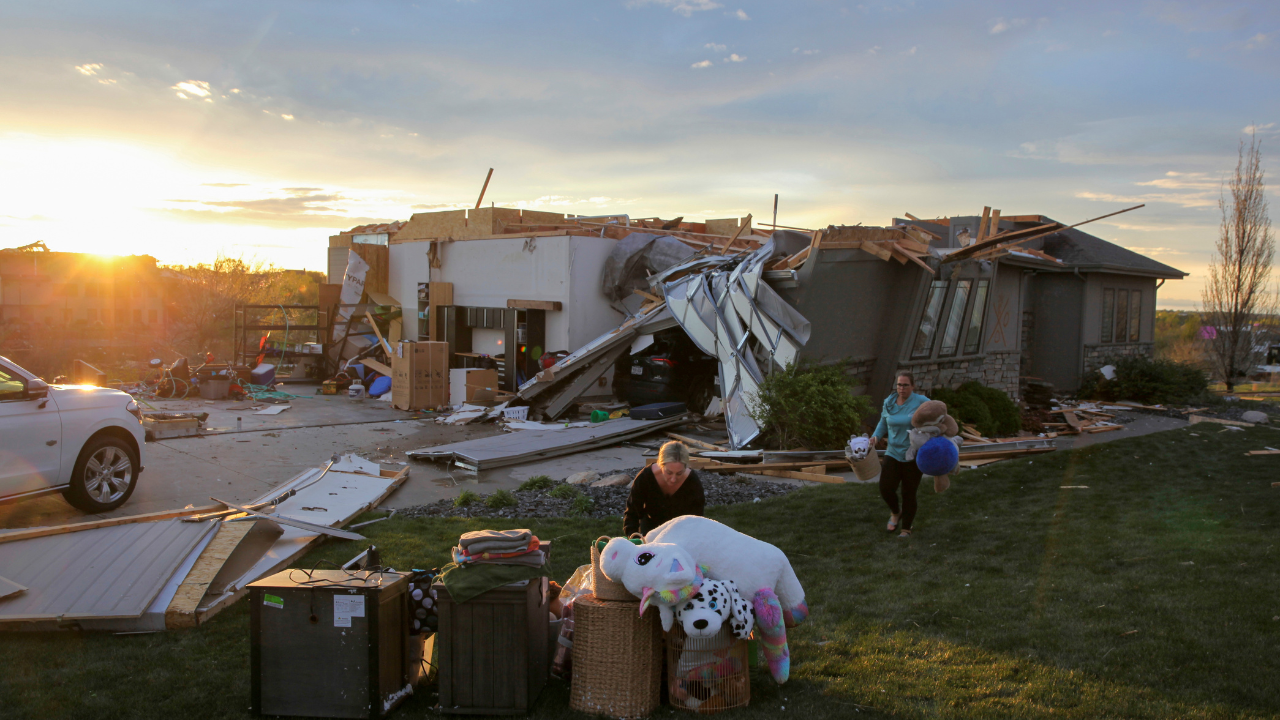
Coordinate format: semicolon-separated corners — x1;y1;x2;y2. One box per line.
950;447;1056;460
758;469;845;483
896;245;935;274
988;208;1001;239
977;206;992;243
665;432;722;452
1084;425;1123;434
800;465;827;475
862;241;894;262
717;213;752;255
351;243;389;296
1246;449;1280;456
904;212;920;221
364;311;394;357
0;504;223;545
165;520;257;629
895;233;931;254
1062;411;1083;430
506;299;562;312
955;204;1144;263
633;289;663;304
361;357;392;377
474;168;494;209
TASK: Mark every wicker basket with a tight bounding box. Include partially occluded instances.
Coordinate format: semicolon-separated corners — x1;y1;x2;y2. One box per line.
591;536;638;601
666;625;750;714
569;595;662;719
850;451;882;482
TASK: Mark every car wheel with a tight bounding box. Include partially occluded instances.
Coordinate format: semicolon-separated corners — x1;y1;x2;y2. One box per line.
63;435;139;513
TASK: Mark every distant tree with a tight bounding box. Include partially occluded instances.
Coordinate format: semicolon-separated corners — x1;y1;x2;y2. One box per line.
163;255;322;362
1201;133;1277;391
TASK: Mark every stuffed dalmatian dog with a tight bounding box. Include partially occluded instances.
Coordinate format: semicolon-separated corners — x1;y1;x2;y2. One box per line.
675;578;754;641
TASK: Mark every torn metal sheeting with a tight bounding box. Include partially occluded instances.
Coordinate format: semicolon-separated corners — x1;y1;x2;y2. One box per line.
0;519;217;625
192;463;410;625
407;415;691;471
212;499;367;541
0;576;28;601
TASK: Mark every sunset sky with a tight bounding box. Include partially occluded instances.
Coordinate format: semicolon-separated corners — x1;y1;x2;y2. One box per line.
1;1;1277;309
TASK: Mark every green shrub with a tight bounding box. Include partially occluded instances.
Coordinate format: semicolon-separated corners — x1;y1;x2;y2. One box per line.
518;475;554;491
746;361;875;450
548;483;582;500
484;490;517;509
930;381;1020;437
569;494;595;516
1078;355;1208;405
453;490;479;507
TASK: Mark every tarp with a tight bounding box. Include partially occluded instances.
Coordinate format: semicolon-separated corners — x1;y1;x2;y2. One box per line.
600;233;697;308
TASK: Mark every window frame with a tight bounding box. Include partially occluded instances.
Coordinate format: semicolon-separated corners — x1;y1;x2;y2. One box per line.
962;278;991;355
910;280;950;359
938;279;974;358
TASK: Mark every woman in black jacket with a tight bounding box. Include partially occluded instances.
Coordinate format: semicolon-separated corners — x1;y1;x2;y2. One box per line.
622;441;706;537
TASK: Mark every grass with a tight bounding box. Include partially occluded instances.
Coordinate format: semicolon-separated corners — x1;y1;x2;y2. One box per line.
453;489;479;507
547;483;582;500
518;475;556;491
484;489;517;509
3;425;1280;719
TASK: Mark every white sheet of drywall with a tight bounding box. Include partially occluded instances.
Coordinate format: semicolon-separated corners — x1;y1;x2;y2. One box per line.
388;241;432;338
568;235;626;397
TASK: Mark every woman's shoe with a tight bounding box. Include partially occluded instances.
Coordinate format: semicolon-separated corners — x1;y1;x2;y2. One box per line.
887;514;900;532
898;528;913;538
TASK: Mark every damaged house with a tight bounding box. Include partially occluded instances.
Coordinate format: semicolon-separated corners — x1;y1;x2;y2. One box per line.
329;205;1183;447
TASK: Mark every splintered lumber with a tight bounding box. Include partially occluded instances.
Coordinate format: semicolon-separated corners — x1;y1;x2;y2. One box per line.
361;357;392;377
665;432;723;452
475;168;494;209
507;299;563;311
988;209;1001;238
164;520;257;628
1246;449;1280;456
1084;425;1123;434
1062;411;1083;430
952;447;1056;461
0;504;223;545
0;576;27;601
633;289;663;304
758;469;844;484
977;206;992;242
956;204;1145;263
717;213;752;255
364;311;394;356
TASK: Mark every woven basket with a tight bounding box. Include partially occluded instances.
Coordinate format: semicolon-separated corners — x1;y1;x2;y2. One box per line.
591;536;638;601
666;625;750;714
850;451;882;482
570;595;662;720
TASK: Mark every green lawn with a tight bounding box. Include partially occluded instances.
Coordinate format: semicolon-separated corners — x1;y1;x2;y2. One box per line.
3;424;1279;719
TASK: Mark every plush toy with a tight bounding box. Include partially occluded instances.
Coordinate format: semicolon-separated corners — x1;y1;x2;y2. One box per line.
675;578;754;641
846;434;873;461
647;515;806;683
599;539;706;633
905;399;962;493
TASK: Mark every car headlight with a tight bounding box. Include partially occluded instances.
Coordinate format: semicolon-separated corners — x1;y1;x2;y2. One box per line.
126;399;143;424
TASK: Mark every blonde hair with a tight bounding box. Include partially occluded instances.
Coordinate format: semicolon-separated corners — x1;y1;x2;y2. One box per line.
657;441;690;467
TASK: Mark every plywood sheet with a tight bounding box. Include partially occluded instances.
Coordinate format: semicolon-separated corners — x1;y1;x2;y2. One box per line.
0;519;216;621
393;209;468;243
520;209;566;225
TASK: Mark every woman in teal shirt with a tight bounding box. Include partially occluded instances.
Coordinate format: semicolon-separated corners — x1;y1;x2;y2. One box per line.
870;371;929;537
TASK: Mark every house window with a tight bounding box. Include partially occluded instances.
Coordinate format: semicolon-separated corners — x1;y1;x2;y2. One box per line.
1101;288;1141;343
963;279;990;355
1101;289;1114;342
911;280;949;358
1128;291;1141;342
939;280;973;357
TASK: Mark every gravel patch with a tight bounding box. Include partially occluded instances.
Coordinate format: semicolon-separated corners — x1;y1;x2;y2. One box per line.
397;468;801;520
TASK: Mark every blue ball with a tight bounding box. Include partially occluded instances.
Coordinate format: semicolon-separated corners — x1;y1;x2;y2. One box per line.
916;436;959;476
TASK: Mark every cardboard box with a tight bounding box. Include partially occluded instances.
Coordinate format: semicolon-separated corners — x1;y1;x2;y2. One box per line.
392;341;449;411
449;368;501;406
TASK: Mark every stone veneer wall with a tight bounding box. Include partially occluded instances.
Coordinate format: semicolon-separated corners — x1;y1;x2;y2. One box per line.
898;350;1022;399
1082;342;1154;374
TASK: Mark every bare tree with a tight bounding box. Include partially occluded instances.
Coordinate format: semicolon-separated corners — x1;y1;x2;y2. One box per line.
1201;132;1277;391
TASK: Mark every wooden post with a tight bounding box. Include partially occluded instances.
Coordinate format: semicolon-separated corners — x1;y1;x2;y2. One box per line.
475;168;494;209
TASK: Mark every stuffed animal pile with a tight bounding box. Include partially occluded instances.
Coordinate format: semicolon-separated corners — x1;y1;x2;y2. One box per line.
905;399;963;492
600;515;806;684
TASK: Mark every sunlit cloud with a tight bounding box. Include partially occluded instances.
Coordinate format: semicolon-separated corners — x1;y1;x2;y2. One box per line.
691;60;713;69
733;9;750;20
1075;189;1217;209
1116;246;1189;256
706;43;727;52
172;80;211;98
1242;32;1271;50
990;17;1028;34
74;63;102;76
724;53;746;63
1243;122;1277;134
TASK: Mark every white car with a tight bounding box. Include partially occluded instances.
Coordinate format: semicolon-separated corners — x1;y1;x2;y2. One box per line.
0;355;147;513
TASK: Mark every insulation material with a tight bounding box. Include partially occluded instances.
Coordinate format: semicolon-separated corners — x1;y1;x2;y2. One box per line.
600;232;697;307
663;235;812;449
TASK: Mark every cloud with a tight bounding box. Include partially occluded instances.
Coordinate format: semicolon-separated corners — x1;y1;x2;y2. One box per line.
706;43;727;52
150;188;386;228
281;114;294;121
629;0;722;17
172;80;211;99
1242;32;1270;50
74;63;102;76
1134;171;1217;190
1243;122;1277;135
724;53;746;63
990;17;1028;34
792;48;820;55
904;46;917;56
733;9;750;20
202;183;248;188
1075;189;1217;209
412;202;464;210
1116;246;1188;256
691;59;714;69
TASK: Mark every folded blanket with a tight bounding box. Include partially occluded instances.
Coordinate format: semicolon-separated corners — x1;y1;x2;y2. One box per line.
459;529;532;551
463;539;531;555
452;538;541;564
438;561;548;604
465;550;547;568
